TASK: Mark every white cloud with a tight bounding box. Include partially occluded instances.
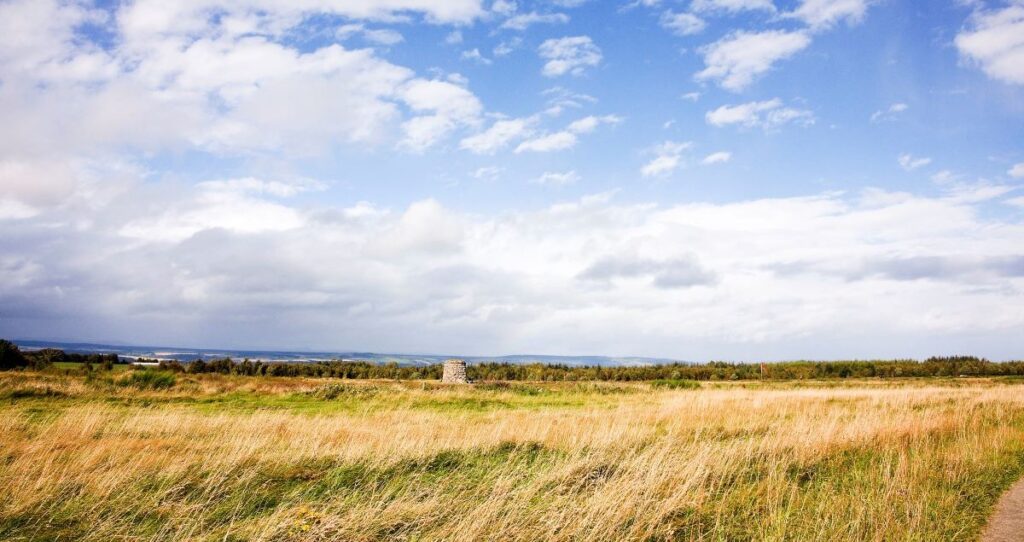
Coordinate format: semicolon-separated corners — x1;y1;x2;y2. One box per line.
7;181;1024;359
0;0;496;162
955;3;1024;85
538;36;602;77
532;170;581;186
931;170;959;184
954;1;1024;84
941;180;1016;204
461;48;492;64
542;86;597;116
494;38;522;57
119;180;309;243
691;0;776;13
491;0;518;16
0;198;40;221
579;253;717;289
702;151;732;165
471;166;502;181
1009;163;1024;178
660;11;706;36
696;30;811;91
641;141;691;177
197;177;326;198
898;153;932;171
788;0;869;30
705;99;815;130
515;115;619;153
445;30;464;45
870;102;908;123
460;117;536;154
335;24;404;46
501;12;570;30
566;114;622;133
116;0;486;34
681;92;701;101
623;0;663;9
399;78;483;152
516;131;578;153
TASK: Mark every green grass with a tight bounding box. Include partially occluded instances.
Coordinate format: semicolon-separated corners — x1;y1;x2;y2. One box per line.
2;372;1023;541
51;361;132;372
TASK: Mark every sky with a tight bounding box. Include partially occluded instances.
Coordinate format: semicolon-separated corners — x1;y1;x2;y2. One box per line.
1;0;1023;360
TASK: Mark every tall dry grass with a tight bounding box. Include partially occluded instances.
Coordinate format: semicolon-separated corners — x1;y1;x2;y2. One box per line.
1;373;1023;541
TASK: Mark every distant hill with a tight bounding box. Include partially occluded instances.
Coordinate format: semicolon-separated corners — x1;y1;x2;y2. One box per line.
12;340;684;367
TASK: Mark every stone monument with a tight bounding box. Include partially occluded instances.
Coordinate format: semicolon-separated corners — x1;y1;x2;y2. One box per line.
442;359;469;383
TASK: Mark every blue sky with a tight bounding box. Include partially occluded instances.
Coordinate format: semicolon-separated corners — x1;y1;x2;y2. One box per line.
1;0;1023;360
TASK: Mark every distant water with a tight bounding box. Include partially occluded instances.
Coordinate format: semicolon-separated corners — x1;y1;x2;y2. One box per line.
12;339;682;367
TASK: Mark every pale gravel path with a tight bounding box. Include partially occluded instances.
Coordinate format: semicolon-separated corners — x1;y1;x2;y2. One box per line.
983;477;1024;542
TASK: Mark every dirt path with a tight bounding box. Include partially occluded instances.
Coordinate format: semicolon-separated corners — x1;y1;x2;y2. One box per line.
983;477;1024;541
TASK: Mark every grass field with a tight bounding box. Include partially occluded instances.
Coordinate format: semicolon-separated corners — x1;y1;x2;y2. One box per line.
51;361;132;372
2;371;1024;541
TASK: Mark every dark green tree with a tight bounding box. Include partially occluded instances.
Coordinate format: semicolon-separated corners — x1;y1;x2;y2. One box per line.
0;339;26;370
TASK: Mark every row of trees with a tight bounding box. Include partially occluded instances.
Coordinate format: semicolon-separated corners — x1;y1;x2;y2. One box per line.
154;355;1024;381
0;340;124;371
4;340;1023;381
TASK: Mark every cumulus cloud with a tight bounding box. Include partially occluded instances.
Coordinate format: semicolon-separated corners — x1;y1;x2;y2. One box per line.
399;78;484;151
0;0;492;165
696;30;811;91
660;11;706;36
515;114;620;153
5;181;1024;359
1010;163;1024;178
956;2;1024;85
705;99;815;130
787;0;869;30
641;141;691;177
538;36;603;77
461;48;492;64
460;117;536;154
491;0;517;16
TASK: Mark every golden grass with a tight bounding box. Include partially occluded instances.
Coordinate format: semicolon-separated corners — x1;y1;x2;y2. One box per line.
2;372;1024;541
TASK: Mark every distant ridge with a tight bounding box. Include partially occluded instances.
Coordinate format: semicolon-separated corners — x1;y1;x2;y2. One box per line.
12;339;685;367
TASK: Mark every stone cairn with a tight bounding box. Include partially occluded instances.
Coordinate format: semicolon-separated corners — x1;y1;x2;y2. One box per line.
442;358;469;384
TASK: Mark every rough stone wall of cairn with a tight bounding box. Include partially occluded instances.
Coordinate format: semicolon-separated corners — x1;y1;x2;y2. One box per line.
442;359;469;383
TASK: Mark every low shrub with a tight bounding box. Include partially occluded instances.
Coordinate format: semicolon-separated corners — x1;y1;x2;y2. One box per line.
306;383;379;400
650;379;700;390
120;370;176;390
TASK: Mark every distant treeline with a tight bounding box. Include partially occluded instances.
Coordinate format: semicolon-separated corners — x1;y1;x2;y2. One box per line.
151;355;1024;381
3;340;1023;381
0;340;124;371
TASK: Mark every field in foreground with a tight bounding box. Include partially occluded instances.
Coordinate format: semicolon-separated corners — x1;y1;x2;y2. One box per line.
2;372;1024;541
